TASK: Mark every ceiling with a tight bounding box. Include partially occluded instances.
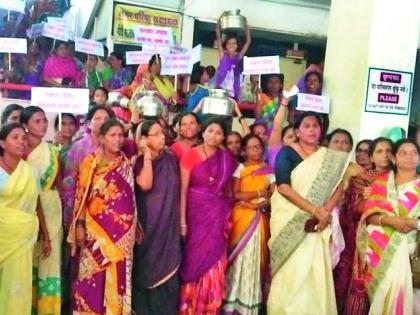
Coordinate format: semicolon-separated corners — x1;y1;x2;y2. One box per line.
259;0;331;10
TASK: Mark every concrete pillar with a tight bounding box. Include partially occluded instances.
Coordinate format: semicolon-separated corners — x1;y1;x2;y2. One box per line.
324;0;420;141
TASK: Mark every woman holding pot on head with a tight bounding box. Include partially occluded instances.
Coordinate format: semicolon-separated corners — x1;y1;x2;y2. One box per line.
132;120;181;315
68;119;137;315
179;118;237;315
21;106;62;315
333;137;393;314
268;111;350;315
0;123;50;315
357;139;420;315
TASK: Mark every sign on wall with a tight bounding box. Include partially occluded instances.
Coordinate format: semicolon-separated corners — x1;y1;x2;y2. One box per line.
112;3;181;46
365;67;413;115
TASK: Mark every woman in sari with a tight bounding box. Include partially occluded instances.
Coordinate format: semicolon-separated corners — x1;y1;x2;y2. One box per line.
109;52;133;90
21;106;62;315
268;112;350;315
170;112;200;161
357;139;420;315
334;137;392;315
223;134;275;315
68;119;136;315
22;39;44;99
0;123;50;315
179;118;237;315
132;120;181;315
43;41;81;88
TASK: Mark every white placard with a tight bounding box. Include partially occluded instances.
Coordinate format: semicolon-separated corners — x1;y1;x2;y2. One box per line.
243;56;280;75
42;21;69;42
189;44;202;65
141;43;171;55
365;67;413;115
0;37;27;54
133;25;174;46
30;23;44;38
161;54;192;75
75;37;104;57
0;0;25;13
126;51;155;65
31;87;89;114
297;93;330;114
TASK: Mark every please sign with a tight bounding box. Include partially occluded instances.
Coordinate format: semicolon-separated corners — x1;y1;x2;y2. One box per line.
243;56;280;75
31;87;89;114
297;93;330;114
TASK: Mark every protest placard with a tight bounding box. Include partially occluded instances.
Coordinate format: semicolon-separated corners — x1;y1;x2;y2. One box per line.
75;37;104;57
0;0;25;13
0;37;27;54
297;93;330;114
161;54;192;75
243;56;280;75
133;25;174;46
31;87;89;114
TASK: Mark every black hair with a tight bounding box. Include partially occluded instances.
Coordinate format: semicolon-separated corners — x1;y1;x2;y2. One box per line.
328;128;354;147
201;117;228;139
369;137;393;157
54;40;68;51
179;112;200;126
305;70;323;85
1;104;23;125
281;125;294;141
110;52;125;67
80;54;99;63
99;119;124;136
93;87;109;100
86;105;115;122
54;113;77;130
392;138;420;156
0;123;25;156
148;54;161;68
140;120;160;136
356;139;373;152
241;133;264;149
250;122;268;134
20;106;45;125
190;65;206;84
293;111;322;130
205;65;216;79
222;34;241;51
261;73;285;94
227;131;242;141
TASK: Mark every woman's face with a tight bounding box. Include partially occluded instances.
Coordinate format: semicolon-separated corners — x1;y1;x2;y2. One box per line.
296;116;321;145
394;143;420;172
109;55;122;70
356;142;371;168
226;133;241;157
60;116;77;140
101;126;124;155
329;132;352;153
149;62;161;76
89;109;110;134
226;38;238;54
202;123;225;147
55;44;68;57
145;123;166;152
200;70;210;85
245;137;264;162
0;127;27;158
282;128;296;146
93;89;108;106
370;141;392;171
26;111;48;139
253;125;268;145
179;115;199;140
7;110;21;124
29;42;40;55
267;77;283;95
305;73;321;94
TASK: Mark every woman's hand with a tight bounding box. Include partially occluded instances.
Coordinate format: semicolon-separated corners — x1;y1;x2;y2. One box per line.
363;187;372;200
138;138;151;158
75;225;86;247
388;217;416;233
314;206;332;231
180;224;188;239
41;239;52;258
135;223;144;245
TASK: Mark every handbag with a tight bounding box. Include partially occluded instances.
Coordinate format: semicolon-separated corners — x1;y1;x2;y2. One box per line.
410;235;420;289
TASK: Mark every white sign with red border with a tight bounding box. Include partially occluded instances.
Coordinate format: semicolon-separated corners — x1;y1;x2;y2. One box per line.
31;87;89;114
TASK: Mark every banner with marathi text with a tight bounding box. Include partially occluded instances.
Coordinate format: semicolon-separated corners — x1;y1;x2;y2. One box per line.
112;2;182;45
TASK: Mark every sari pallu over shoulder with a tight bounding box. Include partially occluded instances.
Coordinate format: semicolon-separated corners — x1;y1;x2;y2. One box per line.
180;149;237;283
269;147;350;275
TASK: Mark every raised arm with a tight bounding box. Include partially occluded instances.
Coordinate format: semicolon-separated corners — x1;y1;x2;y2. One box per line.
135;139;154;191
239;24;251;59
216;17;224;58
268;99;289;147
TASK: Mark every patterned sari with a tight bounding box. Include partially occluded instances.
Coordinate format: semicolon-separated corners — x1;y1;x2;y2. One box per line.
28;143;62;315
357;172;420;315
268;147;349;315
223;163;272;315
0;161;39;315
68;151;136;315
179;149;237;315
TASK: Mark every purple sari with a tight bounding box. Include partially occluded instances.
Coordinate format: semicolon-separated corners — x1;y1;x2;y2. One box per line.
180;149;236;283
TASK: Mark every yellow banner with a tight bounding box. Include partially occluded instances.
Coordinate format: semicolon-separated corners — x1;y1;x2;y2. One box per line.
113;3;182;45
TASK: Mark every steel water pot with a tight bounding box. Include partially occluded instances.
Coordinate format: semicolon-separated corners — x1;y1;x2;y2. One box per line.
220;9;246;33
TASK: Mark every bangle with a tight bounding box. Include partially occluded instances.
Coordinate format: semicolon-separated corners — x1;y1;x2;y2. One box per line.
312;206;318;216
144;157;152;162
238;116;244;122
257;190;261;198
180;224;187;227
76;219;86;228
378;214;386;226
280;102;288;108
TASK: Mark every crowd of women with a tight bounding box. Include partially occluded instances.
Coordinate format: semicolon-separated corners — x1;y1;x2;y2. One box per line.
1;16;420;315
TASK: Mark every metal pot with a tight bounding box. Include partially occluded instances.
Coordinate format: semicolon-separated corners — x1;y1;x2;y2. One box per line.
108;91;129;107
220;9;246;33
201;89;235;116
136;90;163;117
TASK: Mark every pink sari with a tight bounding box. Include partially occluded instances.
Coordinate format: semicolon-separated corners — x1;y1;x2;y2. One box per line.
43;54;81;87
